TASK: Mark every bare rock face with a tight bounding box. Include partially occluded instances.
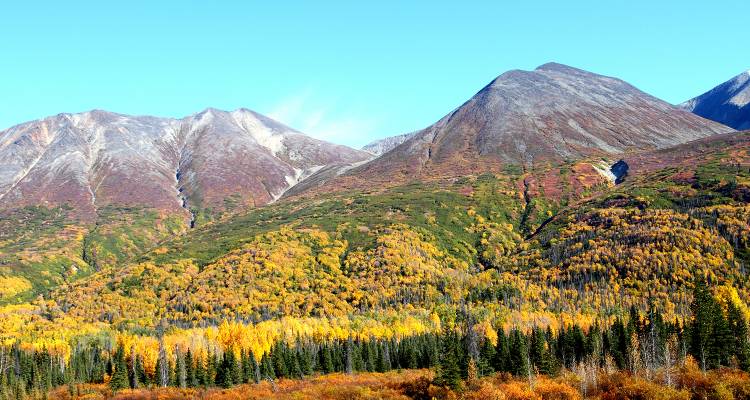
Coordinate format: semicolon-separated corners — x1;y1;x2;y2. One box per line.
680;70;750;130
362;131;416;156
326;63;733;190
0;108;369;222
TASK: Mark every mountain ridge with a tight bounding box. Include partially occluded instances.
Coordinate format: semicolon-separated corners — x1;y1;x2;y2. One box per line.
0;107;370;223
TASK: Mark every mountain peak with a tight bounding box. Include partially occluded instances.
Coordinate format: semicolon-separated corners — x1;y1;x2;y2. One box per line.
299;64;732;195
535;62;584;73
681;69;750;130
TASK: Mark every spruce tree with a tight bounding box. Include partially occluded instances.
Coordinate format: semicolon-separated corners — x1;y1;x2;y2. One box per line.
689;279;730;370
195;354;207;387
478;338;496;376
249;351;261;383
109;345;129;392
241;350;252;384
321;345;334;374
215;351;234;388
185;350;197;388
260;354;275;380
509;329;530;378
494;328;511;373
230;350;243;385
435;328;462;390
376;342;392;373
728;302;750;371
272;343;289;378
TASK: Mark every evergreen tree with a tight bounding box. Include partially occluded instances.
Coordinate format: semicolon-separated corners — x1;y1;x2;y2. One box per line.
478;337;496;376
689;280;733;370
376;342;391;373
320;345;334;374
728;302;750;371
185;350;197;388
403;338;419;370
231;350;243;385
109;345;128;392
363;341;376;372
272;343;289;378
435;328;462;390
195;354;207;387
260;354;275;380
494;328;511;373
509;329;530;378
215;350;234;388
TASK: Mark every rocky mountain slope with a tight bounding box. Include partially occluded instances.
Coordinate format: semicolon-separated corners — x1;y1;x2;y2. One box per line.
293;63;732;197
0;108;369;223
361;131;416;156
680;70;750;130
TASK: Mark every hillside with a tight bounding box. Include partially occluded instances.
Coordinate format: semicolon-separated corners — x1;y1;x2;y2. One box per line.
33;131;744;331
1;130;748;399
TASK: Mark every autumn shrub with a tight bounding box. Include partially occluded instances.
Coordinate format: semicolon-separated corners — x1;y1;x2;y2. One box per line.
497;381;542;400
396;375;433;400
463;381;507;400
719;370;750;400
677;368;750;400
533;378;581;400
426;384;459;400
599;372;690;400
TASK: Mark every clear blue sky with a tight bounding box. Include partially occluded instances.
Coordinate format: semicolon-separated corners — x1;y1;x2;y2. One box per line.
1;1;748;147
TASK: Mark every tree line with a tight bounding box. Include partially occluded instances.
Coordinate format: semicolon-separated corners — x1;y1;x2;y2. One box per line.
0;280;748;398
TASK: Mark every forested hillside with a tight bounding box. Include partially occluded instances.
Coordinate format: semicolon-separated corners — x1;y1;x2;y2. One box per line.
0;131;748;399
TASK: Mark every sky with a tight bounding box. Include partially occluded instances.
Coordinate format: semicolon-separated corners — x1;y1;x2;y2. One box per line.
1;1;748;148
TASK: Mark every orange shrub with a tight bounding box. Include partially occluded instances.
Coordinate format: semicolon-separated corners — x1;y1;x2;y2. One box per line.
464;381;507;400
533;378;581;400
498;381;542;400
599;373;689;400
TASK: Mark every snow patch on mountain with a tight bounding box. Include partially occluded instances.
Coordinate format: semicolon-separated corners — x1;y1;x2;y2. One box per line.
230;109;286;156
592;160;617;184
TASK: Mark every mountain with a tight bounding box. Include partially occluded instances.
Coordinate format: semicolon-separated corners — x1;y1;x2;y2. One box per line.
0;108;370;222
361;131;416;156
680;70;750;130
296;63;732;196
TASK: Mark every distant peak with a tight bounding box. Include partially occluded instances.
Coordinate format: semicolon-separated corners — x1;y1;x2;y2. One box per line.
199;107;223;114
